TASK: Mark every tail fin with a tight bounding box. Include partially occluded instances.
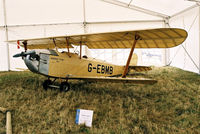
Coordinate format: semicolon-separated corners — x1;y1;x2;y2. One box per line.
128;53;152;73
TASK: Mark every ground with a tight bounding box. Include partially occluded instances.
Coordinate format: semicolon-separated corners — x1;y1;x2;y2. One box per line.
0;67;200;134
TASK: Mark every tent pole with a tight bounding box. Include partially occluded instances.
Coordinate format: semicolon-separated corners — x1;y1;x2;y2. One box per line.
164;18;170;66
0;20;164;28
128;0;133;7
83;0;87;33
3;0;10;71
199;6;200;74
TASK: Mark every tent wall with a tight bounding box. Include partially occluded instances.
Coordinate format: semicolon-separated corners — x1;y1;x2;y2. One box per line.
0;28;9;71
169;6;200;74
0;0;166;71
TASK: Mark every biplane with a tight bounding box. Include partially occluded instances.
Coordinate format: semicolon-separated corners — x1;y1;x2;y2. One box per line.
10;28;187;92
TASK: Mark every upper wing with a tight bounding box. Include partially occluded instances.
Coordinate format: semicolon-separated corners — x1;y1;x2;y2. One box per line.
9;38;74;49
8;28;187;49
67;76;157;84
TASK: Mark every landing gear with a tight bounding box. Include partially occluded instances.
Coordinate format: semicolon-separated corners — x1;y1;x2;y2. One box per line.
60;82;70;92
42;78;70;92
43;79;52;90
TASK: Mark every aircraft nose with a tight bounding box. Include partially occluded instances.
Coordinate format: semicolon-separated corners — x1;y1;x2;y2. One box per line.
24;55;39;73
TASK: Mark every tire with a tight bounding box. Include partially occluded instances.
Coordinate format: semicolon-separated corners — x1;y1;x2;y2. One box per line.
43;80;52;90
60;82;70;92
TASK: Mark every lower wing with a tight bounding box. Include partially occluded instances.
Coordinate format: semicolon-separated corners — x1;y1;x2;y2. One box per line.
67;76;157;84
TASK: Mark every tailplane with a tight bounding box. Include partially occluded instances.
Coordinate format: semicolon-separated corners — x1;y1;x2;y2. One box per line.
128;53;152;74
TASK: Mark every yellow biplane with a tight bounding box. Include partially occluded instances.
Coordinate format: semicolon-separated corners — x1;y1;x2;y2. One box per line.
10;28;187;92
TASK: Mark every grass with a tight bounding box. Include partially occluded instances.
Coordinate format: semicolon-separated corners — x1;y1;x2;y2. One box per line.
0;66;200;134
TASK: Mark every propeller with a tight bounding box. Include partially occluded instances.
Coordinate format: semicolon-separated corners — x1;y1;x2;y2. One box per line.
13;50;36;58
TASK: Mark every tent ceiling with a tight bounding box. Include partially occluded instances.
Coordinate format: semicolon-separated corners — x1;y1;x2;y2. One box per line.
115;0;196;16
1;0;198;27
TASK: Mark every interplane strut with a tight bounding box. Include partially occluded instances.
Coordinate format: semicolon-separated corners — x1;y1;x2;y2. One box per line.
122;34;141;78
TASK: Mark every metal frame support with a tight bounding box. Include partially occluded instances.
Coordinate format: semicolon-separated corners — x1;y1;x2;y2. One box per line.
3;0;10;71
171;4;199;18
199;6;200;74
0;20;164;29
164;17;170;66
122;34;141;78
0;22;83;28
101;0;169;18
187;0;200;3
128;0;133;7
86;20;164;24
83;0;87;33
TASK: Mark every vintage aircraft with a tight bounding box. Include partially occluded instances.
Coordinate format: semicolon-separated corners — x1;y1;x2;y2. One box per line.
10;28;187;92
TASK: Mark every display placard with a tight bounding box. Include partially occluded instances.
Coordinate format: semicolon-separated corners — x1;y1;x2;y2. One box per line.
75;109;94;127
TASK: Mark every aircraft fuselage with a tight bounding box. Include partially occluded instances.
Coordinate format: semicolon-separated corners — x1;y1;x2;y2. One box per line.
23;49;124;79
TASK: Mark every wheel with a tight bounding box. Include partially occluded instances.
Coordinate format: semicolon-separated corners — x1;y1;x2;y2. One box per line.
60;82;70;92
43;80;52;90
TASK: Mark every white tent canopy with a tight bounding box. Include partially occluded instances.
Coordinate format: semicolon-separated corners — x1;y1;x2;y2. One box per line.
116;0;195;16
0;0;199;74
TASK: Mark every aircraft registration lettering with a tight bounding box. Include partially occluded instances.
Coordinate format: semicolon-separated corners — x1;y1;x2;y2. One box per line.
88;63;113;74
50;57;64;62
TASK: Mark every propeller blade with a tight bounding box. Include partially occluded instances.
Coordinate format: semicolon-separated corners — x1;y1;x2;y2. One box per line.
13;53;23;58
13;50;36;58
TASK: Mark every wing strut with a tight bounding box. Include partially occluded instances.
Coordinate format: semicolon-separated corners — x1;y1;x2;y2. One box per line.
22;41;27;52
80;41;82;59
66;37;71;57
53;38;58;51
122;34;141;78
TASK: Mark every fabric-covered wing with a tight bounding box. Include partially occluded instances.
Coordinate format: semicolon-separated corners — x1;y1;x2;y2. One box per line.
68;76;157;84
69;28;187;49
9;38;74;49
8;28;187;49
